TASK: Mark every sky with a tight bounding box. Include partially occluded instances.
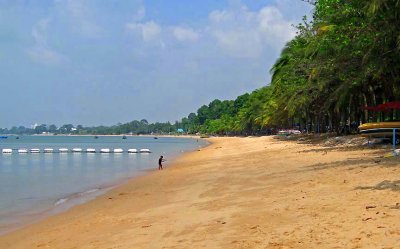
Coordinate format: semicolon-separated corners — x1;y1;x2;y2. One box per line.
0;0;313;128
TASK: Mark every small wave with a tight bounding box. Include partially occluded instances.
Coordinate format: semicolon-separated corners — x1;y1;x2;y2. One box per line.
79;188;99;196
54;198;68;206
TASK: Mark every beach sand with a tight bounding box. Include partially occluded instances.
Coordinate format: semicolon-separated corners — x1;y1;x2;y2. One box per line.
1;136;400;248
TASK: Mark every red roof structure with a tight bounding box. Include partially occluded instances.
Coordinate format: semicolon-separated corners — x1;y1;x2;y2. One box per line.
362;101;400;112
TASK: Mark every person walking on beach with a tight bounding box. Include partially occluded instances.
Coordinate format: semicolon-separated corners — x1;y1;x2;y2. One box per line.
158;156;165;170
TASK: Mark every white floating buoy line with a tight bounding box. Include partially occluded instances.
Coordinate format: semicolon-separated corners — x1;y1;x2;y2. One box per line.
59;148;69;153
44;148;54;153
2;148;152;154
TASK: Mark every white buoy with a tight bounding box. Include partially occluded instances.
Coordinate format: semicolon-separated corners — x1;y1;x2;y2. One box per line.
30;148;40;153
2;149;12;154
72;148;83;153
44;148;54;153
86;148;96;153
18;149;28;153
128;149;138;153
139;149;151;153
100;148;110;153
59;148;69;153
113;148;123;153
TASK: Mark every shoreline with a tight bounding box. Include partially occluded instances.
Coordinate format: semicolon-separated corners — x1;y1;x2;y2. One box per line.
0;136;210;236
1;136;399;248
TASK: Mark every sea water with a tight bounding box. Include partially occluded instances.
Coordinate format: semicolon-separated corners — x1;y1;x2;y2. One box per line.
0;135;207;234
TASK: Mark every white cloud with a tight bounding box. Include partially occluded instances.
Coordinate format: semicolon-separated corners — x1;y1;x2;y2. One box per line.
258;6;296;46
78;21;103;38
133;5;146;21
172;27;200;42
207;4;296;58
57;0;103;38
126;21;161;42
212;29;263;58
31;19;48;45
27;18;66;65
209;10;233;23
65;0;85;17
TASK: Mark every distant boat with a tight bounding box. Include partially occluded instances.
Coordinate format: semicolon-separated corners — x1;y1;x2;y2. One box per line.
154;137;158;139
139;149;151;153
2;149;12;153
128;149;138;153
86;148;96;153
122;136;127;139
30;148;40;153
113;148;123;153
0;136;8;139
44;148;54;153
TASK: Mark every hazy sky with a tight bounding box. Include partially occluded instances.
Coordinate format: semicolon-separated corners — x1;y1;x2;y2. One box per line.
0;0;313;128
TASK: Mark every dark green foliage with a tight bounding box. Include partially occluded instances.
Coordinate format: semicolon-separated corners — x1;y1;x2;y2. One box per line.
181;0;400;135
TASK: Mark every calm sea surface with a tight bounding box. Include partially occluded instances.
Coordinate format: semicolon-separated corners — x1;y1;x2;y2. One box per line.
0;135;207;234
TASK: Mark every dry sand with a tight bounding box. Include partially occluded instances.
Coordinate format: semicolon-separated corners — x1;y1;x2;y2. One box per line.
1;136;400;248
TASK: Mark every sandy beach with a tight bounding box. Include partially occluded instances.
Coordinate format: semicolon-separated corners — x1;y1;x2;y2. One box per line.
1;136;400;248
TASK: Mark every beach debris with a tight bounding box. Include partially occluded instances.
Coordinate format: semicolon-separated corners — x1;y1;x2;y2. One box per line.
374;160;381;164
362;217;372;221
384;152;394;158
389;203;400;209
142;224;152;228
366;205;377;210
